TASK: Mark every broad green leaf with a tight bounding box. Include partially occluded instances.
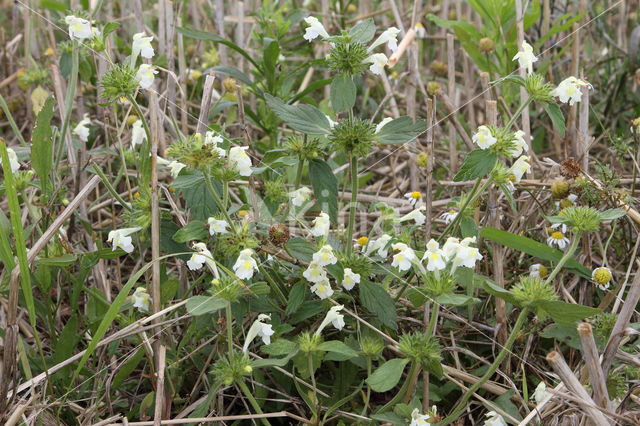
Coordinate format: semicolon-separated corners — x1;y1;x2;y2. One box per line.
172;220;208;243
599;208;626;221
460;216;478;239
37;254;77;266
211;65;252;86
251;350;298;368
480;227;591;278
495;75;526;87
263;38;280;91
366;358;409;392
186;296;227;316
435;293;479;306
318;340;359;360
31;96;55;195
172;170;218;221
330;74;356;113
454;149;497;182
349;18;375;43
535;300;600;326
540;324;583;349
407;287;428;308
261;338;298;356
285;237;315;263
112;348;145;389
103;22;120;38
370;412;406;425
161;279;179;304
309;159;339;223
285;281;307;315
481;278;522;307
544;103;565;137
375;116;427;145
265;94;331;135
360;280;398;330
54;314;78;365
177;27;260;70
40;0;66;12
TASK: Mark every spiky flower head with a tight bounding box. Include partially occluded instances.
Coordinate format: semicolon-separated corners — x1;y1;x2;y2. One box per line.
285;135;323;161
479;37;494;52
524;73;554;103
551;180;570;200
165;132;226;172
361;335;384;357
211;276;244;302
398;332;442;371
298;330;322;354
329;117;376;157
511;276;558;310
423;269;456;297
210;351;252;386
554;206;601;233
327;35;370;76
100;64;138;104
417;152;429;168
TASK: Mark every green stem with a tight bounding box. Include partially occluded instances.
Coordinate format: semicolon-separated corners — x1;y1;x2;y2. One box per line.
226;302;234;359
309;354;319;416
347;154;358;255
426;302;439;337
361;357;373;417
258;264;287;305
55;42;79;170
438;177;493;243
543;231;583;286
294;154;304;189
223;181;229;209
504;96;532;130
237;380;271;426
375;362;418;414
437;308;530;425
0;93;27;147
92;164;132;211
203;172;237;234
127;95;152;147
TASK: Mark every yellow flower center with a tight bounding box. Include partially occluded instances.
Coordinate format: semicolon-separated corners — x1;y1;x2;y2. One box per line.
356;236;369;246
410;191;422;200
243;260;252;270
321;253;329;261
593;268;612;285
345;276;352;284
429;252;439;261
449;209;456;215
397;254;403;262
551;231;564;240
539;265;548;278
317;284;326;293
238;210;249;217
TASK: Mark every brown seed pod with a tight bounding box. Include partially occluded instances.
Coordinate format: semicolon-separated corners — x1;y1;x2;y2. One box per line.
560;157;581;179
268;223;290;247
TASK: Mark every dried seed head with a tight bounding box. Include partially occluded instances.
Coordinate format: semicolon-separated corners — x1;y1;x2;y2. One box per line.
479;37;494;53
268;223;290;247
430;60;448;77
560;157;581;179
551;180;569;200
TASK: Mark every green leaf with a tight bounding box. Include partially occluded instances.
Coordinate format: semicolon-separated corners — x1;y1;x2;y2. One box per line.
460;216;478;239
265;94;331;135
318;340;360;360
112;348;145;389
37;254;77;267
599;208;626;221
480;227;591;278
261;338;298;356
330;74;356;113
31;96;55;195
540;324;583;349
172;170;218;221
349;18;375;43
407;287;427;308
285;281;307;315
495;75;526;87
366;358;409;392
375;116;427;145
435;293;479;306
186;296;227;316
211;65;252;86
370;412;407;425
102;22;120;38
454;149;497;182
481;278;522;307
161;279;179;304
172;220;208;243
40;0;67;12
544;103;565;137
534;12;587;50
251;350;298;368
263;38;280;91
309;159;339;224
284;237;316;263
535;300;600;326
359;280;398;330
176;27;260;70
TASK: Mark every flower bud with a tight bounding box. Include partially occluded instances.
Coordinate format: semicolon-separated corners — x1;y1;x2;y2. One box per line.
479;38;494;53
551;180;569;200
430;61;447;77
223;77;237;93
417;152;429;168
126;115;139;126
427;81;440;96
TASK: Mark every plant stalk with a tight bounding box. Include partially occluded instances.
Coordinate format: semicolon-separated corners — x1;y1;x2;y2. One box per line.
544;231;583;286
347;154;358;255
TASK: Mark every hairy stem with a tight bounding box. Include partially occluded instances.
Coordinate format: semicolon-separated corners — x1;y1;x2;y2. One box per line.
347;154;358;255
544;231;583;286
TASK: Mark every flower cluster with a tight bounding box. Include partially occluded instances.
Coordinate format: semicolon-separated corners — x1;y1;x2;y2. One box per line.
390;237;482;274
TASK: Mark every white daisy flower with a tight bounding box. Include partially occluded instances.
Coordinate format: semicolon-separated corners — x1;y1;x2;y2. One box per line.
207;217;229;235
73;113;91;142
0;147;20;173
512;40;538;75
552;76;592;106
311;212;331;238
315;305;345;335
311;278;334;299
242;313;274;353
65;15;92;40
107;227;142;253
404;191;423;206
131;119;146;149
132;32;155;59
369;27;400;52
303;16;330;41
136;64;158;89
131;287;151;312
233;248;258;280
440;209;458;224
592;266;613;291
341;268;361;290
529;263;548;279
303;260;327;283
473;125;497;149
366;53;388;75
547;229;570;250
289;187;312;207
229;146;253;176
313;244;338;266
391;243;415;272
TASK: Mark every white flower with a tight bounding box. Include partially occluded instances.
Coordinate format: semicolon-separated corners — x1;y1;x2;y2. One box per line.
341;268;361;290
442;237;461;258
532;381;550;405
131;119;146;149
303;260;327;283
453;245;483;270
366;53;388;75
311;212;331;238
132;32;155;59
552;76;591;106
440;209;458;224
107;227;142;253
399;206;426;226
131;287;151;312
311;278;334;299
484;411;507;426
157;156;186;179
391;243;416;272
404;191;423;206
65;15;92;40
233;248;258;280
473;125;497;149
366;234;392;258
369;27;400;52
187;242;214;270
326;115;338;129
204;131;226;157
242;314;274;353
592;266;613;291
422;240;448;271
375;117;393;133
229;146;253;176
303;16;329;41
512;40;538;75
207;217;229;235
410;408;432;426
414;23;427;39
73;113;91;142
509;155;530;184
1;147;20;173
529;263;548;279
316;305;345;335
289;187;312;207
313;245;338;266
510;130;528;158
547;228;570;250
136;64;158;89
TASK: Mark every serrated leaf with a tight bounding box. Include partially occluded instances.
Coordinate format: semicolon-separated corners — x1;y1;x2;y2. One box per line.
366;358;409;392
284;237;315;263
330;74;356;113
454;149;497;182
103;22;120;38
172;220;208;243
375;116;427;144
172;170;218;221
407;287;428;308
186;296;226;316
481;278;522;306
359;280;397;330
535;300;600;326
31;96;55;195
261;338;297;356
309;159;338;223
544;103;565;137
265;94;331;135
285;281;307;315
